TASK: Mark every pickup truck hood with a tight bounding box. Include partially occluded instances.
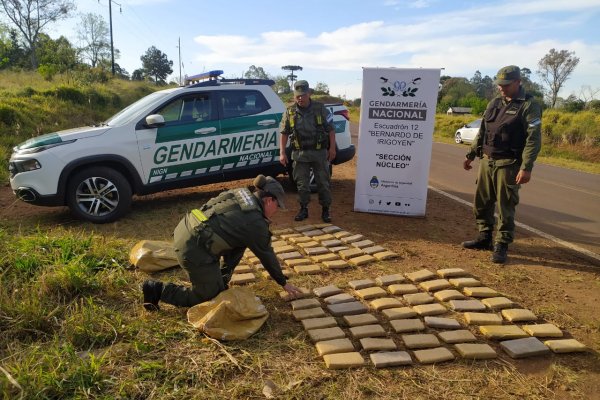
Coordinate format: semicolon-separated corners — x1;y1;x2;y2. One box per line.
15;125;110;151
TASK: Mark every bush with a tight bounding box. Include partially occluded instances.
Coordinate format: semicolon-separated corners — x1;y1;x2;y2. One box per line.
0;104;19;126
562;97;586;112
18;87;38;97
50;86;86;104
541;110;600;146
38;64;58;81
587;99;600;112
75;67;110;85
435;114;476;139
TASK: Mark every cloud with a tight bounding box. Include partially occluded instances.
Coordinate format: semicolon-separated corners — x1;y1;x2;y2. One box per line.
383;0;433;8
189;1;600;96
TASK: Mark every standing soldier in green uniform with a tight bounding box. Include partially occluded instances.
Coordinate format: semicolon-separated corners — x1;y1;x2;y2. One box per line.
462;65;542;264
142;175;303;311
279;80;337;223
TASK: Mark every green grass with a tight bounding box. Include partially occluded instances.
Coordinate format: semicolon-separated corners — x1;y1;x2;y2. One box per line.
1;198;599;398
0;70;163;184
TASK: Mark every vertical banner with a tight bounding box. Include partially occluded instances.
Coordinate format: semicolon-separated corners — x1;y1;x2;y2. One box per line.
354;67;440;216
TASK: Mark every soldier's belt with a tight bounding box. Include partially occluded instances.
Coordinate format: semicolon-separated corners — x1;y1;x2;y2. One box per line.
296;144;325;150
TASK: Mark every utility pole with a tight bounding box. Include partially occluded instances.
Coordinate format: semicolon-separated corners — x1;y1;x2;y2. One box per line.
178;37;182;85
105;0;121;75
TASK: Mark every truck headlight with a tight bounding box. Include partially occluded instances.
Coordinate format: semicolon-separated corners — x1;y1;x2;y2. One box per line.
9;159;41;178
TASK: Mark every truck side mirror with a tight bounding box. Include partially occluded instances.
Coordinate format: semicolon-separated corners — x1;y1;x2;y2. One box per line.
145;114;165;128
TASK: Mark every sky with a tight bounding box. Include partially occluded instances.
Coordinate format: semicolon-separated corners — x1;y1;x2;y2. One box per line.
43;0;600;100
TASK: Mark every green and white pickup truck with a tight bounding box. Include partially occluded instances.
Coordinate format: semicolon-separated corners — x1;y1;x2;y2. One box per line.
9;71;355;223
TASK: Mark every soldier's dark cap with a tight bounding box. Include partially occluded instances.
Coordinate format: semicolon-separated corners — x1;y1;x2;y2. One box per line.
253;174;286;209
494;65;521;85
294;80;310;96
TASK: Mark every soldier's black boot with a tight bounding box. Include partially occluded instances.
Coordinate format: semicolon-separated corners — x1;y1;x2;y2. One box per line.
491;243;508;264
295;206;309;221
142;280;163;311
462;232;493;250
321;207;331;223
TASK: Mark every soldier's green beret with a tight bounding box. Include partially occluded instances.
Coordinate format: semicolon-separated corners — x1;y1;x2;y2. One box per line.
494;65;521;85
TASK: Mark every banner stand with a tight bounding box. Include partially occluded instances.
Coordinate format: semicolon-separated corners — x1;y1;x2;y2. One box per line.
354;67;441;217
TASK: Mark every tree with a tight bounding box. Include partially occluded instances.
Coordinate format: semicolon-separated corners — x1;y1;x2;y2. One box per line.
36;33;78;73
313;82;329;94
272;75;290;94
131;68;144;81
562;95;585;112
0;0;76;69
578;85;600;104
112;63;129;80
77;13;110;68
537;48;580;108
140;46;173;85
0;24;27;68
519;67;544;100
470;70;495;100
437;77;476;112
244;65;270;80
587;99;600;112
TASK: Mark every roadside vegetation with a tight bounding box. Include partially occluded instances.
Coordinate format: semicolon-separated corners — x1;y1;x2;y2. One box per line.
433;111;600;174
1;71;599;186
0;70;164;184
346;107;600;174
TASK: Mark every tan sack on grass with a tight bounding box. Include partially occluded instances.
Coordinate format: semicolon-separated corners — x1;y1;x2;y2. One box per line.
187;286;269;341
129;240;179;272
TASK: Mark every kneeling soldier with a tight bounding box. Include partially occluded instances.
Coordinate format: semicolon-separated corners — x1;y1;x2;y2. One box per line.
142;175;303;311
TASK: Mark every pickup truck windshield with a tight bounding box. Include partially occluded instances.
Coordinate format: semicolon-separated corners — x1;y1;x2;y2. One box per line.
105;90;175;127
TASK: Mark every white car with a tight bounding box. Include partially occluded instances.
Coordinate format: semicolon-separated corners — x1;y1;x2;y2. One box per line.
455;119;481;144
9;71;355;223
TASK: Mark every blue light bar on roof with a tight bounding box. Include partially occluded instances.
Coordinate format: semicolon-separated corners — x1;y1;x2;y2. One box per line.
185;70;223;85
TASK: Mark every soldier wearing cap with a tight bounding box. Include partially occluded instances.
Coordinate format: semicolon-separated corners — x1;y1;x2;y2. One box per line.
462;65;542;263
142;175;303;311
279;80;336;223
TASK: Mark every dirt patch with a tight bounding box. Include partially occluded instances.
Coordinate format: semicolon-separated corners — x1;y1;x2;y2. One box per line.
1;156;599;398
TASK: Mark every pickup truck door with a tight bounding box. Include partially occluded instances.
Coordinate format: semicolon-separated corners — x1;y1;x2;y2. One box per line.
135;93;223;184
216;90;281;178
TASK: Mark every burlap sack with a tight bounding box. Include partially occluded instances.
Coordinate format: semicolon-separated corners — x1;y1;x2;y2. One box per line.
187;286;269;340
129;240;179;272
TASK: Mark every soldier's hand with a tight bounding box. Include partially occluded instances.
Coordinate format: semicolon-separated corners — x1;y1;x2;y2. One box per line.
279;153;288;167
516;169;531;184
463;158;473;171
283;283;303;299
327;147;336;162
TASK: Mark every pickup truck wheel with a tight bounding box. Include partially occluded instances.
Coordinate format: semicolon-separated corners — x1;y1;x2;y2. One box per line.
66;167;132;223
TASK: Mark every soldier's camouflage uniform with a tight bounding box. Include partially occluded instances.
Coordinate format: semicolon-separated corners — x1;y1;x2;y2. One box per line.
280;101;334;208
160;188;286;307
466;86;542;244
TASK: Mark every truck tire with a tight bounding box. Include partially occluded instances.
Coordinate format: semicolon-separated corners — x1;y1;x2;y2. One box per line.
66;167;132;223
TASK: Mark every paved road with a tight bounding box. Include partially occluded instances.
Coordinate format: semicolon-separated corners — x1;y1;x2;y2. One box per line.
349;122;600;258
